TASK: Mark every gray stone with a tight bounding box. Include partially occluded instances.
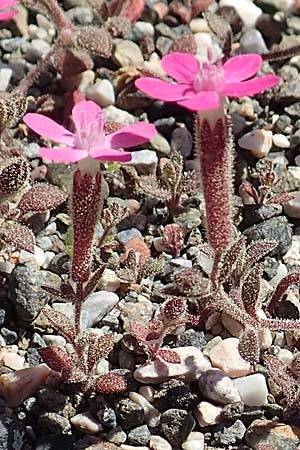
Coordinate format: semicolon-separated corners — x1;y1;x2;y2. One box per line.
213;419;246;445
243;216;292;256
174;208;201;232
9;266;61;324
171;127;193;158
0;414;25;450
117;228;142;244
115;399;144;430
37;412;71;434
240;29;268;54
160;409;195;446
128;425;151;445
176;329;206;350
129;150;158;175
65;6;93;24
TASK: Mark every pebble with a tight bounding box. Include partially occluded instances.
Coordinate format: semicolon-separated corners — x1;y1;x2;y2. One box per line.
233;373;269;407
98;268;121;292
283;191;300;219
25;39;50;63
114;40;144;67
0;414;25;450
134;346;211;384
273;133;290;148
129;150;158;175
238;129;273;158
220;0;262;28
245;420;300;450
209;338;252;378
86;79;115;108
70;412;102;434
128;425;151;446
65;6;93;24
277;348;294;366
0;67;12;92
134;21;155;37
194;401;223;427
160;409;195;446
182;432;205;450
171;126;193;158
117;228;142;245
107;426;127;445
0;364;50;408
150;133;171;155
243;216;292;256
189;18;210;33
240;29;268;54
81;290;119;329
214;419;246;445
129;392;161;427
176;329;206;350
149;435;171;450
105;105;136;124
115;399;144;430
2;351;25;370
121;446;149;450
198;368;241;405
9;266;60;324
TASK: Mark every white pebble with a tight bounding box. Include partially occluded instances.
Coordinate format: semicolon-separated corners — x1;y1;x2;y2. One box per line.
81;290;119;329
114;40;144;67
0;67;12;92
277;348;294;366
135;21;155;37
182;432;205;450
194;401;222;427
238;129;273;158
86;79;115;108
149;435;171;450
233;373;268;406
272;133;290;148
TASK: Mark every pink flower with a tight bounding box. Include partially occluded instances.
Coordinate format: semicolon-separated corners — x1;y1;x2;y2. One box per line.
23;101;156;164
0;0;18;21
135;52;281;112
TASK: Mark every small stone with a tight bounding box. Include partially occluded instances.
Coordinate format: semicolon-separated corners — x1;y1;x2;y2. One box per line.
198;368;241;405
245;419;300;450
149;435;171;450
182;432;205;450
115;399;144;430
176;329;206;350
105;106;136;125
128;425;151;446
194;401;223;427
70;412;102;434
0;364;50;408
38;412;71;434
117;228;142;245
171;126;193;158
243;216;292;256
129;392;161;427
214;419;246;445
283;191;300;219
81;290;119;329
160;409;195;446
2;351;24;370
220;0;262;27
114;40;144;67
273;133;290;148
129;150;158;175
0;67;12;92
0;414;25;450
233;373;269;407
277;348;294;366
65;6;93;24
150;133;171;155
86;79;115;108
238;129;273;158
134;346;211;384
209;338;252;378
240;29;268;54
99;269;121;292
134;21;155;37
107;426;127;445
25;39;50;63
1;328;18;345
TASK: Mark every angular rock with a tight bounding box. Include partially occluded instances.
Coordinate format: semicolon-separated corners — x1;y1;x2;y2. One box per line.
198;369;241;405
233;373;269;407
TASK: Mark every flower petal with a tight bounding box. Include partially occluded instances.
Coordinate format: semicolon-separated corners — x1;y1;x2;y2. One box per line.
223;54;263;83
106;123;157;149
161;52;199;83
222;74;281;97
72;100;104;135
1;0;18;8
90;148;132;162
0;10;17;20
135;78;192;101
23;113;74;145
176;91;220;111
40;147;87;163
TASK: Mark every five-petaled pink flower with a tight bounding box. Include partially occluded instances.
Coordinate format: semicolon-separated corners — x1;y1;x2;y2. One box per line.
23;100;156;164
135;52;281;111
0;0;18;21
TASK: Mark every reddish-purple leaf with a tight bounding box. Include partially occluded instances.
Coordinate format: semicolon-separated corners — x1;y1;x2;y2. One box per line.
94;372;128;393
158;349;181;364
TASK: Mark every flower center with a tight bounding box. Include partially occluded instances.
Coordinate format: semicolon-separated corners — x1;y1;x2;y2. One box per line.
193;60;224;93
74;112;105;151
